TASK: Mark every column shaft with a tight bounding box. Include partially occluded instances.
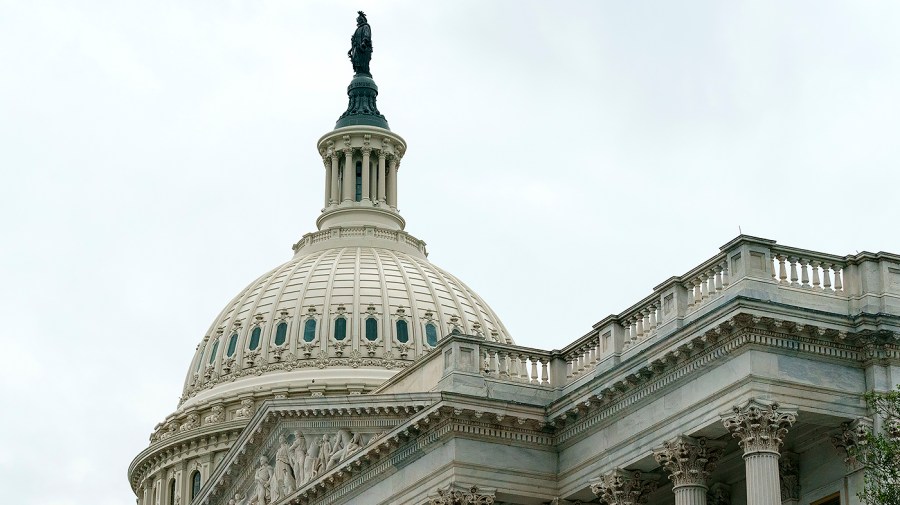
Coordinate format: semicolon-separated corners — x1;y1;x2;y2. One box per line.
674;485;707;505
387;159;398;208
377;154;387;202
342;150;354;202
324;161;332;207
329;155;339;205
744;453;781;505
361;149;371;201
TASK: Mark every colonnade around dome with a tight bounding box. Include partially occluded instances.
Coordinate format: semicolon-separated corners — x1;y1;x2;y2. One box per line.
129;235;900;505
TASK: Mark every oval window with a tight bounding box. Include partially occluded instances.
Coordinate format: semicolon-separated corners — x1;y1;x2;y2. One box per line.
248;327;261;350
226;333;238;357
365;318;378;341
425;323;438;347
274;322;288;346
303;319;317;342
396;319;409;343
334;317;347;340
207;340;219;364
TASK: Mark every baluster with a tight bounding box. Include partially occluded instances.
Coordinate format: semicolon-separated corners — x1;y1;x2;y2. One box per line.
834;266;843;291
707;270;717;297
722;261;730;288
693;279;703;305
714;266;723;293
700;273;709;300
566;356;574;381
489;350;499;378
499;351;509;378
799;258;810;288
540;358;549;386
642;309;651;335
510;353;520;381
520;355;529;382
529;357;538;384
823;264;833;291
778;255;789;284
685;283;695;308
636;313;645;338
649;305;658;331
590;344;598;365
482;350;490;375
811;260;822;289
789;256;799;285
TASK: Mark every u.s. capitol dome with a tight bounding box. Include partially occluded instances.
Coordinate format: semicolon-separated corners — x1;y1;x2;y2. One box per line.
129;28;511;497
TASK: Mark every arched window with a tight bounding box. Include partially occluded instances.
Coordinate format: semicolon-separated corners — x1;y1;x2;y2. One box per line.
226;333;238;357
191;470;201;499
365;318;378;341
303;319;317;342
274;322;288;346
396;319;409;343
425;323;438;347
355;161;363;202
169;478;176;505
333;317;347;340
248;327;261;350
207;340;219;365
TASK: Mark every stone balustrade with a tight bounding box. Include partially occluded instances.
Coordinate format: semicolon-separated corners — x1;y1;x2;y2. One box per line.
769;245;846;292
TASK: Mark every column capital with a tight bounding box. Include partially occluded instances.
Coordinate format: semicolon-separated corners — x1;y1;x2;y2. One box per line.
721;399;796;455
653;435;725;489
830;417;873;468
590;469;659;505
427;484;495;505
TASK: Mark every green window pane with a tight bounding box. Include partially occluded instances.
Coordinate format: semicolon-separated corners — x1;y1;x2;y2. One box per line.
365;318;378;341
396;319;409;343
425;323;438;347
226;333;238;357
248;327;261;350
334;317;347;340
208;340;219;364
274;322;288;346
191;471;201;499
355;161;362;202
303;319;317;342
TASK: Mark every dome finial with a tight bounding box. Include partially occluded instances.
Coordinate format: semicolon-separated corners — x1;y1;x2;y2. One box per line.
337;12;388;129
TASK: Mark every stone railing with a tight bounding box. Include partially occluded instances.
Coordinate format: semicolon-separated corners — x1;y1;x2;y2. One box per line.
291;225;428;256
376;235;900;396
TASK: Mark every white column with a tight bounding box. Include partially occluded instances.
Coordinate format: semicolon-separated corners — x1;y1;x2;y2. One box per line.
329;154;339;205
361;147;371;202
722;400;797;505
323;157;332;208
377;152;387;203
387;157;398;209
342;148;354;203
654;436;725;505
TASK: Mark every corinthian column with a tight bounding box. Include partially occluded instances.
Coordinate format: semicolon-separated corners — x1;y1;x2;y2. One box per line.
722;400;797;505
342;148;354;202
653;436;725;505
590;469;659;505
360;147;371;202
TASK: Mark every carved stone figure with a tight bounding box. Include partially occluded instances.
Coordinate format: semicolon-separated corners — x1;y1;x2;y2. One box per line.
303;437;321;482
179;413;199;432
254;457;273;505
348;11;372;75
272;434;295;500
235;399;255;420
289;431;308;488
318;434;333;472
204;405;224;425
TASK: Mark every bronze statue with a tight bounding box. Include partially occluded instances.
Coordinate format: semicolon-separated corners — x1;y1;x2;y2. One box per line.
348;11;372;75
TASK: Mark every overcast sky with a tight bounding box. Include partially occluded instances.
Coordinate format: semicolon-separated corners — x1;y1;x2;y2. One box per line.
2;1;899;503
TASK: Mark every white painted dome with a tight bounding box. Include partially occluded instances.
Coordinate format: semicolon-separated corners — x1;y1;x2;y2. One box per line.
180;227;511;408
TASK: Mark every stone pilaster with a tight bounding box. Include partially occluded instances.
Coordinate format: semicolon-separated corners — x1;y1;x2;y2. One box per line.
654;436;725;505
721;400;796;505
590;469;659;505
779;452;799;505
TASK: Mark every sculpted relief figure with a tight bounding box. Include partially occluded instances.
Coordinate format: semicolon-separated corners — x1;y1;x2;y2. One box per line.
204;405;224;425
271;435;295;500
348;11;372;75
303;438;321;483
235;399;255;420
289;431;308;488
254;457;273;505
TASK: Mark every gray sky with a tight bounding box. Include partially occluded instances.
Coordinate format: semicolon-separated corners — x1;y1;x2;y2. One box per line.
2;1;899;503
